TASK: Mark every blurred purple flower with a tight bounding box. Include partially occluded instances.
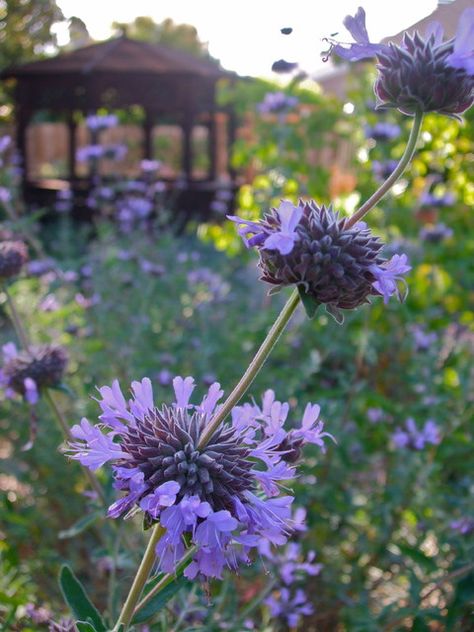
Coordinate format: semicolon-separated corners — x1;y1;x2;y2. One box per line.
392;418;440;450
446;8;474;74
419;223;453;243
257;92;299;114
365;122;401;142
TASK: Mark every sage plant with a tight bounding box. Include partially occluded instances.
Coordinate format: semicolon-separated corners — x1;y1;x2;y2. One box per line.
2;5;472;630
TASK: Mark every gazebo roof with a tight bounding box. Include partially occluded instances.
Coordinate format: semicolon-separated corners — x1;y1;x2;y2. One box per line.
2;36;227;79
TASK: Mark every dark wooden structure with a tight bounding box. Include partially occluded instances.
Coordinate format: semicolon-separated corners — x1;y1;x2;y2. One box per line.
1;36;238;221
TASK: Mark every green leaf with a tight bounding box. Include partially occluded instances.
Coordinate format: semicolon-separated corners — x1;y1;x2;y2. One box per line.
75;622;97;632
297;286;320;319
58;512;102;539
132;575;189;624
398;543;437;573
49;382;76;398
58;565;106;632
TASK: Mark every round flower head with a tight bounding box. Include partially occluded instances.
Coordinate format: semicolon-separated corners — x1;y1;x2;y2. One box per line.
326;6;474;118
1;343;68;400
67;377;333;579
374;29;474;118
229;200;410;322
0;240;28;279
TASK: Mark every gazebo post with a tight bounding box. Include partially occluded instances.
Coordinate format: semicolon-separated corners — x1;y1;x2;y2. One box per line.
182;109;194;180
16;106;31;194
67;112;77;181
227;107;237;179
143;110;154;160
208;109;217;181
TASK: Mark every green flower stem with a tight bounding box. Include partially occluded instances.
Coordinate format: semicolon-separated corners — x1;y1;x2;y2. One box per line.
197;288;301;448
133;545;197;617
3;285;31;349
2;285;107;505
44;388;107;504
346;110;424;228
114;523;165;631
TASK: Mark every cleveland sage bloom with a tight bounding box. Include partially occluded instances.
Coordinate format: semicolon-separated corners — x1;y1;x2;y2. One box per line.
67;376;333;579
0;240;28;279
0;342;68;403
326;6;474;117
229;200;410;322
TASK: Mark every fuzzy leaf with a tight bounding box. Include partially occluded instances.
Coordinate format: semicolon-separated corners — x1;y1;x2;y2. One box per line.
75;623;97;632
58;565;106;632
58;512;102;539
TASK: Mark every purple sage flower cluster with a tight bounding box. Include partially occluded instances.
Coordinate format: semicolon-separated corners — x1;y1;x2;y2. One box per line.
257;92;299;114
0;342;68;405
391;418;440;450
327;6;474;117
67;377;333;579
229;200;410;322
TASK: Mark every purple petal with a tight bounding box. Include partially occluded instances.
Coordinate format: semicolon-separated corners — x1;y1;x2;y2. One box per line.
173;376;195;409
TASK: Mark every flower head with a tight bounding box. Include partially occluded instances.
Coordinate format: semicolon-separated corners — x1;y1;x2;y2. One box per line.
230;200;410;321
392;418;440;450
67;376;331;579
326;7;474;118
1;343;68;400
0;240;28;279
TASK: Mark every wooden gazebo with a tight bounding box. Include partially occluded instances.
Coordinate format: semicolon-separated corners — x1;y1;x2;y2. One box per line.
1;36;238;220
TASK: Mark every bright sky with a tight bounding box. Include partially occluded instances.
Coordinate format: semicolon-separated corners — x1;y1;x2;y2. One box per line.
55;0;439;79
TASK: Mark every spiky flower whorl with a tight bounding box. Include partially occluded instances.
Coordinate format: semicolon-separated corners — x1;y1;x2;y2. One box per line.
0;240;28;279
374;32;474;117
261;202;384;310
119;404;253;513
3;344;68;396
68;377;333;579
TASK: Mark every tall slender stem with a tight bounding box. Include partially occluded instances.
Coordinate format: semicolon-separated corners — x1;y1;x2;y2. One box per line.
44;388;107;504
198;288;300;448
114;523;165;631
347;110;424;228
3;285;31;349
3;285;107;504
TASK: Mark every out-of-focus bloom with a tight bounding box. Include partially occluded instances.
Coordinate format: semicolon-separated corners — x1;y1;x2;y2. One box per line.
420;191;455;208
450;517;474;535
0;186;12;203
392;418;440;450
370;253;411;304
0;135;11;154
26;258;55;277
367;407;384;423
271;59;298;73
230;201;410;321
372;159;399;182
0;343;67;402
104;143;127;161
410;325;437;351
86;113;118;131
67;376;333;579
257;92;299;114
0;240;28;279
24;603;52;624
77;145;104;162
140;159;161;172
327;7;474;117
364;122;401;141
419;222;453;243
266;588;313;628
446;8;474;74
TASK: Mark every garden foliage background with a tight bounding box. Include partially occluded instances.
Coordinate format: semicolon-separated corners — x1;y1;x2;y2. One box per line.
0;65;473;630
